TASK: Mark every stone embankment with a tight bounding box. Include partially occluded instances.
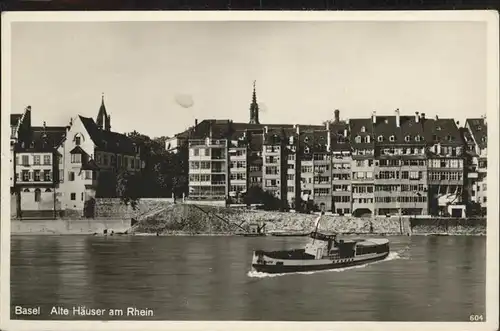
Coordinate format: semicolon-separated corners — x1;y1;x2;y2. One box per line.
10;198;486;235
127;201;485;236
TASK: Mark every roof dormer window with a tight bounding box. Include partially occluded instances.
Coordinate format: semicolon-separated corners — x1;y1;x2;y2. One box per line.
377;135;384;142
389;135;395;142
355;136;361;143
304;136;309;143
405;135;411;142
365;136;371;143
415;135;422;142
361;126;366;133
304;147;310;154
436;126;442;131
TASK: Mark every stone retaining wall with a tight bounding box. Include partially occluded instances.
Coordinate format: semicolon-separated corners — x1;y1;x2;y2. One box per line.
11;219;131;235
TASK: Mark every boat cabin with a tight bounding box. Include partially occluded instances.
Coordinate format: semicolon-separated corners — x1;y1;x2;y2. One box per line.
305;231;387;259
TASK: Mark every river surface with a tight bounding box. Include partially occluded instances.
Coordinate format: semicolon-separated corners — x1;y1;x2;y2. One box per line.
11;235;485;321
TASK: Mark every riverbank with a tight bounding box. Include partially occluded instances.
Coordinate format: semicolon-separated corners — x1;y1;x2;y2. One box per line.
10;202;486;236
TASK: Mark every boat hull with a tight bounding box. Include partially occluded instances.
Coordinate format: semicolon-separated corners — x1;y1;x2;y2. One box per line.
251;251;389;274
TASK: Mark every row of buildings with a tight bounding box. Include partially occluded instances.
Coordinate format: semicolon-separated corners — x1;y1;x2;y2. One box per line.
10;96;142;218
10;85;487;219
166;84;488;217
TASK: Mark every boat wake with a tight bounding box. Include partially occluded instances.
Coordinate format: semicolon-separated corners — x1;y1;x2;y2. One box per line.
247;250;407;278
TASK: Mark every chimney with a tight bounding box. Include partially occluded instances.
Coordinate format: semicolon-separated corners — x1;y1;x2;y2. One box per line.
344;128;348;137
421;113;426;121
327;131;331;152
483;114;487;125
195;118;198;127
372;111;377;124
326;121;330;131
435;115;439;120
334;109;340;123
415;112;420;123
295;124;300;135
264;126;268;134
395;109;400;127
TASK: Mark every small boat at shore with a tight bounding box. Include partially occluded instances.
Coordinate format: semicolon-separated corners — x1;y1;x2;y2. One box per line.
251;214;390;274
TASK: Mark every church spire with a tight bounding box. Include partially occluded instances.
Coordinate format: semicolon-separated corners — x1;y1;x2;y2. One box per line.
96;93;111;131
249;80;260;124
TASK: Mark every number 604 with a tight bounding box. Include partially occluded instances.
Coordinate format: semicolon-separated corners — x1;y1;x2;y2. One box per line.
469;314;484;322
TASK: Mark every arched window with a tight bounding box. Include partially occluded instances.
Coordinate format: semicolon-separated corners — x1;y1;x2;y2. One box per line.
34;188;41;202
389;135;395;142
377;135;384;142
45;188;52;192
304;136;309;143
23;188;30;192
405;135;411;142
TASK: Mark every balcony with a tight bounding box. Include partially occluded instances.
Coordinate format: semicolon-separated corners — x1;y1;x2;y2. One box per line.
467;172;479;179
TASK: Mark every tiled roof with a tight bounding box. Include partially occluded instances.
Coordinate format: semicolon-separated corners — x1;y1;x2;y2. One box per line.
422;118;462;146
349;118;374;149
79;115;137;155
373;115;425;146
329;122;350;151
466;118;487;149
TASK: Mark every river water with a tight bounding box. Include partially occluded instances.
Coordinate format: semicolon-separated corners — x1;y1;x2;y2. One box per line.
11;235;485;321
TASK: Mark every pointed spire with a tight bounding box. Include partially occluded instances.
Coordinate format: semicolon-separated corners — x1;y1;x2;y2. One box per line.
249;80;260;124
97;93;110;131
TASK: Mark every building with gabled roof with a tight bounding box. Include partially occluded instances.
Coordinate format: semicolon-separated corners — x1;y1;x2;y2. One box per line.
57;95;142;213
463;116;487;215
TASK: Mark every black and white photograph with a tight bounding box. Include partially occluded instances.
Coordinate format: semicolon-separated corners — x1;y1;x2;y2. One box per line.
1;11;498;331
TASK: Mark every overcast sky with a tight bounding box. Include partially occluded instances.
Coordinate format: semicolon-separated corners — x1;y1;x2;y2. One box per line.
11;21;486;138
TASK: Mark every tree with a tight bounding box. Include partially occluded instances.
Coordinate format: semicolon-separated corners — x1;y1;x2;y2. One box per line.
242;186;282;211
126;131;188;198
116;170;142;210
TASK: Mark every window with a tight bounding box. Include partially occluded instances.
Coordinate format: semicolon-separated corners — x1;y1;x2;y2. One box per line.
81;192;84;201
34;189;41;202
71;193;76;201
415;135;422;142
483;183;487;191
75;136;81;146
288;187;294;193
69;172;75;181
71;153;82;163
193;148;199;156
355;136;361;143
43;170;51;181
34;170;41;181
405;135;411;142
377;135;384;142
409;171;420;180
361;126;366;133
59;170;64;182
22;170;29;181
124;157;129;168
43;155;51;165
33;155;40;165
287;174;294;180
131;158;135;169
265;166;279;175
389;135;395;142
85;171;92;179
288;164;295;170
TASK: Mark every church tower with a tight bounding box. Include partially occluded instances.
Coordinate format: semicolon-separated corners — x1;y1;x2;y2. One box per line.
96;93;111;131
249;81;260;124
